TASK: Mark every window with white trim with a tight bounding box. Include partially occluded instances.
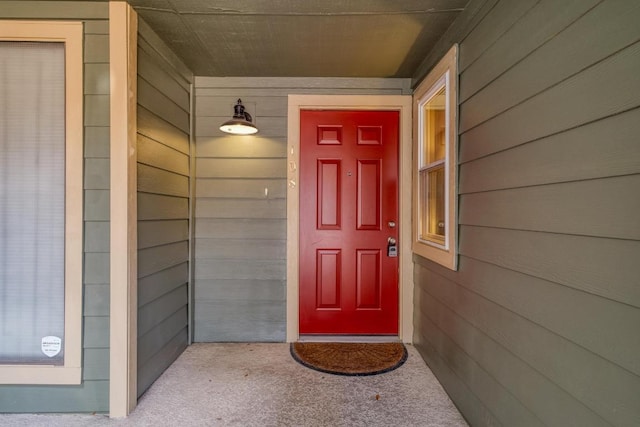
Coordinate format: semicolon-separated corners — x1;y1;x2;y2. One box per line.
413;45;458;270
0;21;83;384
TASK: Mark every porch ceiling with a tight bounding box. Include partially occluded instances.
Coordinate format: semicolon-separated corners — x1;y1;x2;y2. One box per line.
125;0;470;77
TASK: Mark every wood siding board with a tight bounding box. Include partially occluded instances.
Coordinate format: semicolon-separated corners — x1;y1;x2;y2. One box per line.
459;175;640;240
138;307;188;365
84;158;110;190
137;106;189;154
414;312;542;427
82;348;110;381
138;285;188;337
195;198;286;220
138;47;190;110
137;17;193;85
196;136;287;158
460;41;640;162
84;63;110;95
414;1;640;425
421;254;640;377
84;221;109;252
138;164;189;197
138;78;189;133
195;259;285;281
135;19;191;398
138;241;189;278
196;116;287;138
459;108;640;193
84;94;110;127
195;76;410;90
0;1;108;19
196;96;288;117
84;253;109;285
419;266;640;426
460;0;601;102
138;219;189;249
137;328;188;397
138;134;190;175
84;284;110;317
84;20;109;35
196;158;286;179
412;0;499;86
195;279;285;302
85;190;110;221
85;126;110;158
196;178;287;199
193;300;285;342
416;282;611;427
195;239;286;260
458;0;538;72
457;226;640;310
196;88;404;97
196;218;286;239
0;381;109;413
412;337;501;427
138;193;189;220
460;0;640;132
138;263;189;308
84;34;109;63
83;316;110;349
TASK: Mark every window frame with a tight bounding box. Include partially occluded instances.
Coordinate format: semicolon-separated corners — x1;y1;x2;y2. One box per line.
0;21;84;385
412;44;458;270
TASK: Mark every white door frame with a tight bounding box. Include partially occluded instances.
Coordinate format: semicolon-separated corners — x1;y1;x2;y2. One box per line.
286;94;414;342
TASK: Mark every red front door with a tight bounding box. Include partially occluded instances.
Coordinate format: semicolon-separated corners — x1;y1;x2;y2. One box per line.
299;110;399;334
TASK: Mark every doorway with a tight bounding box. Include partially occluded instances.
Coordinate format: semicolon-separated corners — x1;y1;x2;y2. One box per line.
286;95;413;341
299;110;399;334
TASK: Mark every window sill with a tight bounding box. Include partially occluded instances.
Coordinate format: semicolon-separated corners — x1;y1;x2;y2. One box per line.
412;241;457;271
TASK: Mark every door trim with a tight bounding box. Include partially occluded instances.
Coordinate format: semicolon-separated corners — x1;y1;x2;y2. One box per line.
286;95;413;343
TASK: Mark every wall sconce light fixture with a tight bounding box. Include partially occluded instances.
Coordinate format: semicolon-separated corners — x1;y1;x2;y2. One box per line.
219;99;258;135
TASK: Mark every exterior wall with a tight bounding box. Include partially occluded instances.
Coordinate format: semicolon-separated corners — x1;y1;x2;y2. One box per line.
0;1;110;412
193;77;411;341
136;19;193;396
412;1;640;426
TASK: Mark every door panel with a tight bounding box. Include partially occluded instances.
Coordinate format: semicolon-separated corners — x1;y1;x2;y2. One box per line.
299;110;399;334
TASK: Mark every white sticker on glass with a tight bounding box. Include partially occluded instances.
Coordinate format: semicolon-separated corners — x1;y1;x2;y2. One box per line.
41;336;62;358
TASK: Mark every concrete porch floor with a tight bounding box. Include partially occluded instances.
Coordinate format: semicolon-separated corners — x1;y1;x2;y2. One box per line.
0;343;467;426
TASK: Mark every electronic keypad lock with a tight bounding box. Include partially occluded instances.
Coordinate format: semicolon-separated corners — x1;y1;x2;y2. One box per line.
387;237;398;257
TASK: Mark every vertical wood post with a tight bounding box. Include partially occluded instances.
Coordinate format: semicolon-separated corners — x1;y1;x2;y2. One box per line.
109;0;138;418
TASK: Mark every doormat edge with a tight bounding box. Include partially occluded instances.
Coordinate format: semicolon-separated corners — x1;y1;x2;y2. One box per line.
290;342;408;377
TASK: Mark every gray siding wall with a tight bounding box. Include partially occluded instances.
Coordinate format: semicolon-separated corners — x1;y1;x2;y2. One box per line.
136;19;193;397
0;2;110;412
412;1;640;426
193;77;411;341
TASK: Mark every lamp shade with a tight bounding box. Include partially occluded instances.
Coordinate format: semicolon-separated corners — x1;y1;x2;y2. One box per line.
220;99;258;135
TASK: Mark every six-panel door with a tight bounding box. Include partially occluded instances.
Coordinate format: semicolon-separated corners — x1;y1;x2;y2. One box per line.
299;110;399;334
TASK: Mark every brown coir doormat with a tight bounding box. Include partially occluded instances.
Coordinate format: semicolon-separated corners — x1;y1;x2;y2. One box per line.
290;342;407;376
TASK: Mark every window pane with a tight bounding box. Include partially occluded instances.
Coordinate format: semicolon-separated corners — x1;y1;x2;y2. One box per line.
0;42;65;365
428;167;446;239
423;86;446;165
419;167;445;244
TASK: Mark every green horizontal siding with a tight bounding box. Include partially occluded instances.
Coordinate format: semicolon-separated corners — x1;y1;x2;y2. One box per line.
136;17;193;398
412;1;640;426
193;77;410;342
